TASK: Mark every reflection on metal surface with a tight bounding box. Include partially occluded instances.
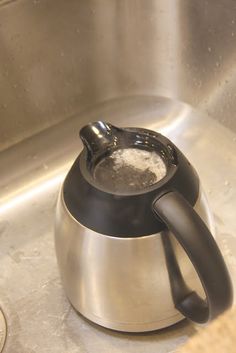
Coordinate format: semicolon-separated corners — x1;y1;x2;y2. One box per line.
55;187;210;332
0;309;7;353
158;105;193;136
162;232;192;310
0;96;235;352
1;1;236;150
0;172;65;214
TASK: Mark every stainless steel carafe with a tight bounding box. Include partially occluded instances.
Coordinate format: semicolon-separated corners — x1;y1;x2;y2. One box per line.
55;121;233;332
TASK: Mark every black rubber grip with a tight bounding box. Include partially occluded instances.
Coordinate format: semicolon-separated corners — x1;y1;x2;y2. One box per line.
153;191;233;323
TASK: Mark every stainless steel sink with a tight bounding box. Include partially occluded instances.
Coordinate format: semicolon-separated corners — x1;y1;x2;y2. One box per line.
0;1;236;353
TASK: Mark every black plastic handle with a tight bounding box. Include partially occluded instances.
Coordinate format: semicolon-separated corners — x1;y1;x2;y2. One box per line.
153;191;233;323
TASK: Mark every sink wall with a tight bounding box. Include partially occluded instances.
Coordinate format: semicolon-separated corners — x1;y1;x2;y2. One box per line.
1;0;236;150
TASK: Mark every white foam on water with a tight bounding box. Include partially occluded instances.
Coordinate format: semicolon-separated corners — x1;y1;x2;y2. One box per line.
110;148;166;182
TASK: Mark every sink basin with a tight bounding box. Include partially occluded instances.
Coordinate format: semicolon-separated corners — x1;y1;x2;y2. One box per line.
0;1;236;353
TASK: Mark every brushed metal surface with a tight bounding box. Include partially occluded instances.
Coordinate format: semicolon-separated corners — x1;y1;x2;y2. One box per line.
0;96;235;352
55;187;212;332
1;0;236;151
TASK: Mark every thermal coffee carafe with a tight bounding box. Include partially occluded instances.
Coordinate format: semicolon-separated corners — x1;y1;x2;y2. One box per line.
55;121;233;332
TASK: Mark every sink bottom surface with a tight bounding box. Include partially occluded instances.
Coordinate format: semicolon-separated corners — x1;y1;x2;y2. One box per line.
0;96;235;353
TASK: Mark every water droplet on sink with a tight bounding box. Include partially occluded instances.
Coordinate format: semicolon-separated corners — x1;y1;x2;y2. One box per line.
208;47;212;52
232;32;235;36
33;249;40;256
224;180;229;186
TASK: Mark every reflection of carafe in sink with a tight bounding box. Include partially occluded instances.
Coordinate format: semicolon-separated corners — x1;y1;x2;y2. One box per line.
55;121;233;332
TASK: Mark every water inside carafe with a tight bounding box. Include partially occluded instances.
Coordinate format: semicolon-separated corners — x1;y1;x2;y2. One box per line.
94;148;167;193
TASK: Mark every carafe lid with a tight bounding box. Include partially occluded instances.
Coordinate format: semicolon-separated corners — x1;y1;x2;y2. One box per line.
63;122;199;237
79;121;177;195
